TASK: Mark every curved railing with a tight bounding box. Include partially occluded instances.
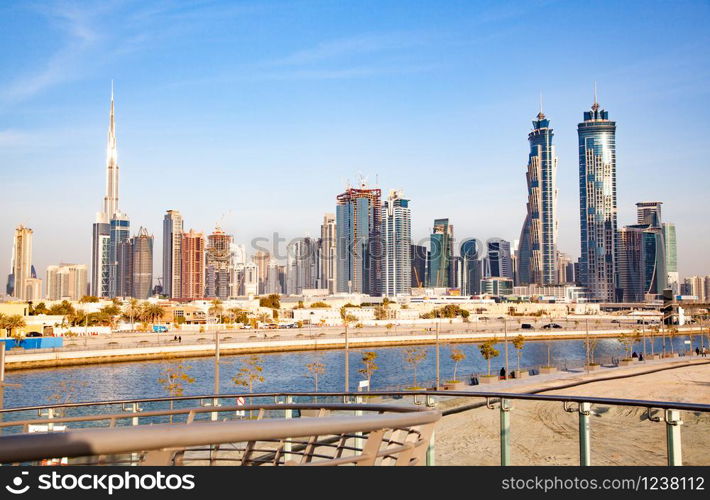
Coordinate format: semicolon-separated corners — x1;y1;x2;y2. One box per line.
0;402;439;466
1;390;709;466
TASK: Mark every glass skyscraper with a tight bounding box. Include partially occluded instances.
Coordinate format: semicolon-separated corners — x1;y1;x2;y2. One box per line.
518;109;558;285
460;238;483;295
577;97;618;302
427;218;453;288
382;190;411;297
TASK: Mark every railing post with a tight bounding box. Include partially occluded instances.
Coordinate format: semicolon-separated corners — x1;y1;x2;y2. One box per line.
500;398;511;466
283;395;293;462
578;402;591;466
426;395;436;466
665;410;683;466
426;429;436;466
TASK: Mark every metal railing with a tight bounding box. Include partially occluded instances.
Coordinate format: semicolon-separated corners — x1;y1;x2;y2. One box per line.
1;389;708;467
0;402;438;466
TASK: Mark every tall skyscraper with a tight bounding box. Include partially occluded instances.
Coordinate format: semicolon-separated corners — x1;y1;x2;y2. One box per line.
617;202;668;302
382;190;411;297
10;225;34;301
287;237;318;295
335;183;382;295
92;84;126;298
663;223;678;293
518;107;558;285
319;213;337;293
485;238;513;279
577;92;618;301
410;244;427;289
131;227;154;299
460;238;483;295
252;250;270;295
428;218;453;288
162;210;183;299
46;264;88;301
180;230;205;300
108;213;130;298
206;226;233;299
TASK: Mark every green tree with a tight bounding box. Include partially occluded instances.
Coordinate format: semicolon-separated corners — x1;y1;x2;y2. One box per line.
479;340;500;376
79;295;100;303
141;303;165;326
0;314;26;341
358;351;379;388
232;355;265;393
403;346;427;388
449;346;466;382
124;298;142;329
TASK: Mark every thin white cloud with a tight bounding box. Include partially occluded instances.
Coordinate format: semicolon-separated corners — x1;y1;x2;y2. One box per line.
0;1;102;104
268;32;427;66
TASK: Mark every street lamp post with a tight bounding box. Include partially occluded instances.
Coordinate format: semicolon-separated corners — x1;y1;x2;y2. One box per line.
344;321;350;394
435;319;440;390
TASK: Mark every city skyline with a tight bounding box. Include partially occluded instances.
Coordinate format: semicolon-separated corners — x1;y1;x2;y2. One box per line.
1;1;709;281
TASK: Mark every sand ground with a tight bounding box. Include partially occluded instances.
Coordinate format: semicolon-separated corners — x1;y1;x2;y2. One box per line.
434;358;710;465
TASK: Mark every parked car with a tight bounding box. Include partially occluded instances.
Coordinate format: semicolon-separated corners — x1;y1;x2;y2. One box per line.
542;323;563;329
521;323;534;329
26;331;43;337
611;319;621;323
152;325;168;333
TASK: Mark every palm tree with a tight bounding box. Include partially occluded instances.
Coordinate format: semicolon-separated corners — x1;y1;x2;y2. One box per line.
208;299;224;324
141;303;165;327
124;298;141;331
0;314;27;342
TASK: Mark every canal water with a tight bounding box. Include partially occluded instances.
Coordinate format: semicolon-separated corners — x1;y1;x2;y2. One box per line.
3;335;702;409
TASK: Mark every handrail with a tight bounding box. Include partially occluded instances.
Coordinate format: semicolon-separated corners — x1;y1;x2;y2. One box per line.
0;405;440;464
2;389;709;415
0;403;431;429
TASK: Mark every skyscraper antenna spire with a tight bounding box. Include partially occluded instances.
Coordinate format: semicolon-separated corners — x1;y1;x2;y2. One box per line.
591;81;600;111
111;79;114;100
536;91;545;120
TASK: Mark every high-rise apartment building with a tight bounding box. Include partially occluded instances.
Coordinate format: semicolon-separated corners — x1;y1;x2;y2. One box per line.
319;213;337;293
162;210;183;299
46;264;88;301
206;227;233;300
578;94;618;301
180;230;205;300
335;184;382;295
10;225;35;301
518;108;558;285
382;190;411;297
428;218;453;288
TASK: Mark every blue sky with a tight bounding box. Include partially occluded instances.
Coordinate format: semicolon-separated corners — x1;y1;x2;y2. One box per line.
1;0;709;281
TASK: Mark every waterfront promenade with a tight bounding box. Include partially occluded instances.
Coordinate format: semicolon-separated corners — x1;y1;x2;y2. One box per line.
4;323;706;370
